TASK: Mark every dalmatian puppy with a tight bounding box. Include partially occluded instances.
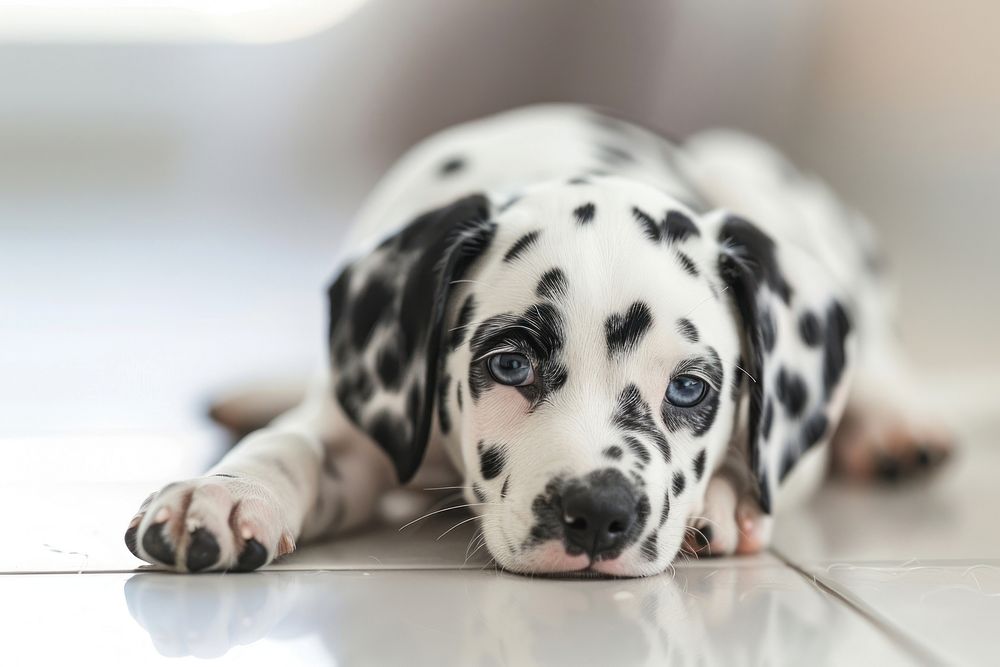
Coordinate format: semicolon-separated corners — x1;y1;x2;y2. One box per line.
125;105;952;575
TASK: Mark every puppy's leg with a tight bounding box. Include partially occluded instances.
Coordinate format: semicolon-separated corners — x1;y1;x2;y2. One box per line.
124;372;397;572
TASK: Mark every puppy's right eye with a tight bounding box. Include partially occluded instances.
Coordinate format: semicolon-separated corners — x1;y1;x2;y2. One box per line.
487;353;535;386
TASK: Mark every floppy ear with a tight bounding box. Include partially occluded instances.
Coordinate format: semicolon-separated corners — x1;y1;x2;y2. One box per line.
326;194;496;482
716;215;855;513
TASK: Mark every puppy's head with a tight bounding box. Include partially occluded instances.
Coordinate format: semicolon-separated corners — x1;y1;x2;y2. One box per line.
328;177;853;576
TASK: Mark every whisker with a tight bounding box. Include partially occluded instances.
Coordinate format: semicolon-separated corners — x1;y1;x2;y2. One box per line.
398;502;496;532
437;514;482;541
734;362;758;384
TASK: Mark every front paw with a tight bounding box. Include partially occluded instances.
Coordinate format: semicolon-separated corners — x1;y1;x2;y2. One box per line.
124;475;296;573
684;474;772;558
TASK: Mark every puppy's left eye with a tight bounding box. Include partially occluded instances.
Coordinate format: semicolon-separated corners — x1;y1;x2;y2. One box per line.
666;375;707;407
487;352;535;386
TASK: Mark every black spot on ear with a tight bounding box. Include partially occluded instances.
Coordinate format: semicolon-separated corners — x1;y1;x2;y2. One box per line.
406;382;421;425
776;368;808;418
663;210;700;243
760;309;776;353
641;533;659;561
798;310;823;347
693;449;707;481
478;441;506;480
351;277;394;349
801;412;829;449
675;251;700;277
780;448;798;481
449;294;477;350
536;268;568;300
759;470;773;514
677;318;699;343
632;207;661;242
439;156;466;176
573;202;596;225
369;411;410;469
718;216;793;304
760;399;774;440
326;266;352;333
501;475;510;499
455;381;463;412
603;445;624;460
437;372;452;435
473;483;487;504
605;301;654;358
823;300;852;397
503;230;541;263
375;342;403;389
672;471;686;497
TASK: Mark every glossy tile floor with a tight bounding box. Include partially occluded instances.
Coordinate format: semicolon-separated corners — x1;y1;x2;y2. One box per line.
2;424;998;666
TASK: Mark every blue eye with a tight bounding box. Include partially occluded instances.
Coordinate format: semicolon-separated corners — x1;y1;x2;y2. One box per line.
487;353;535;386
666;375;707;407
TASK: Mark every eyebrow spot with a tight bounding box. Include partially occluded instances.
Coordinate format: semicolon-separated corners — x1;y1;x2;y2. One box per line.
605;301;654;358
573;202;596;225
503;230;541;263
677;318;699;343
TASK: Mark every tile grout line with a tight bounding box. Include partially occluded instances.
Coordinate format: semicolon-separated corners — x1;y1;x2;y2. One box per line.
771;548;947;666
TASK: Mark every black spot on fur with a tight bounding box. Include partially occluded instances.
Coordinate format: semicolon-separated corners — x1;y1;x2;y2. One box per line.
801;412;829;449
760;399;774;440
799;310;823;347
455;381;463;412
659;489;670;526
473;483;487;504
449;294;477;350
596;144;635;164
501;475;510;499
675;251;699;277
632;207;661;242
437;372;452;435
776;368;808;418
641;532;659;561
503;230;541;263
574;203;596;225
672;471;686;497
677;318;699;343
406;382;421;425
613;384;671;464
760;309;776;353
718;216;793;304
536;268;568;300
663;210;699;243
780;448;798;482
478;441;506;480
568;176;590;186
623;435;651;466
375;342;403;389
823;300;852;397
693;449;707;481
732;356;745;401
350;277;394;349
212;473;237;479
438;156;465;176
605;301;654;358
603;445;624;460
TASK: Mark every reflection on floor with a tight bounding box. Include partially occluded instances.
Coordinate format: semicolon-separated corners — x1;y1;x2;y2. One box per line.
2;425;999;665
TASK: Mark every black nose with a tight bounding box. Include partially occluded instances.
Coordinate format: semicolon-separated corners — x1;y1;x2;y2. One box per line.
560;469;637;558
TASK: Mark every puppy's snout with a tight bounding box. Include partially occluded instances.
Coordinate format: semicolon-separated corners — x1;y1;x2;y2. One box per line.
560;469;637;558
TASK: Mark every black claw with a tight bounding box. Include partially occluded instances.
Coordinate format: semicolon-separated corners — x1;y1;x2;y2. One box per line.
185;528;220;572
141;522;176;566
124;525;140;558
233;538;268;572
876;456;902;482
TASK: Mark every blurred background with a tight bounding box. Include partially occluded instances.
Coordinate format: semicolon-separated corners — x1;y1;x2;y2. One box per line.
3;0;998;468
